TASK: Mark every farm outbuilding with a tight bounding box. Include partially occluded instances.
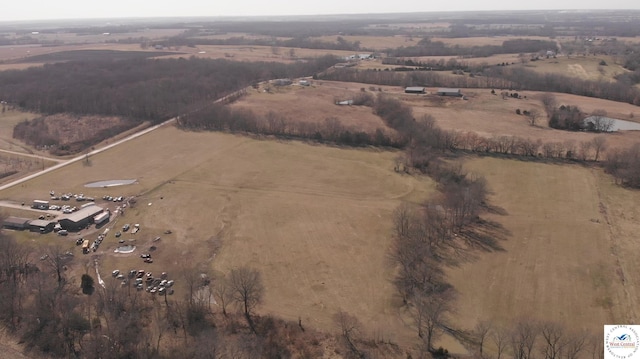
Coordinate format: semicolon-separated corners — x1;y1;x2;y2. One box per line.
32;200;49;210
94;211;110;226
272;78;292;86
437;88;462;97
2;216;31;230
58;205;104;230
28;219;55;233
405;87;426;94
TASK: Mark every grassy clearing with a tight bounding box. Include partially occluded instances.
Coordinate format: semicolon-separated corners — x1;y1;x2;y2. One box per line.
521;55;629;82
0;126;436;347
310;35;415;50
432;36;554;47
396;87;640;150
230;81;394;133
0;109;37;152
446;156;634;333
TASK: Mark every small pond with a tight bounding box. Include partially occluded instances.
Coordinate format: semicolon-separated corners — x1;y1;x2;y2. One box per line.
114;245;136;254
85;179;137;188
584;116;640;131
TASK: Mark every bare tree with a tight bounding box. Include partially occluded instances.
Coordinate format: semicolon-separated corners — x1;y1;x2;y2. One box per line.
474;320;492;358
591;136;607;162
410;292;452;351
334;310;364;358
526;109;541;126
511;320;539;359
540;93;557;118
579;141;593;161
43;244;71;288
213;275;232;316
0;235;31;331
589;110;613;132
493;326;509;359
541;321;565;359
588;332;604;359
229;267;264;332
393;203;414;239
563;330;587;359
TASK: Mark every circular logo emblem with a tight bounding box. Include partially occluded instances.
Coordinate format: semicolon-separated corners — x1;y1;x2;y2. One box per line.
606;326;640;359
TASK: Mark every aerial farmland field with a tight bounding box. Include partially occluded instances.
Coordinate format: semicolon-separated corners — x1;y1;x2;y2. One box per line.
0;125;437;347
446;157;639;339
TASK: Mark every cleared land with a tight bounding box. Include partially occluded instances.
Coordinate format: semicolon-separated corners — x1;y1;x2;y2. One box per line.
521;55;629;82
0;109;37;153
398;88;640;150
0;126;436;347
230;81;396;134
446;156;638;334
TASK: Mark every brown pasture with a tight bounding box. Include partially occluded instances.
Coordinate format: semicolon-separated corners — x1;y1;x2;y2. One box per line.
432;35;554;47
157;44;355;63
0;43;180;67
395;87;640;151
310;35;416;50
521;55;629;82
446;156;639;334
0;109;37;153
3;28;185;45
0;126;436;348
229;81;394;133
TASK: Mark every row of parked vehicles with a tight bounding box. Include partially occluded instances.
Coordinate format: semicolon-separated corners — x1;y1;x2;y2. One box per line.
50;191;95;202
103;195;126;202
111;269;175;294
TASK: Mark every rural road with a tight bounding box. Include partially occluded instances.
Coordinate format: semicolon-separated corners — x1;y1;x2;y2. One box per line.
0;148;65;163
0;118;176;193
0;86;247;195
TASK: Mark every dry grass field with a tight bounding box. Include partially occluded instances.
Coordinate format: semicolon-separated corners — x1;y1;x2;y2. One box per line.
446;156;639;334
521;55;629;82
4;28;185;45
159;44;354;63
0;43;181;69
230;81;396;133
0;126;437;348
397;88;640;150
0;109;37;153
310;35;416;50
0;42;353;69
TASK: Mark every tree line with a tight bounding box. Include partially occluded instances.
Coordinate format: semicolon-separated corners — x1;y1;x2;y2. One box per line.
320;63;640;106
385;38;558;58
176;99;403;148
0;229;357;358
0;55;339;124
155;34;365;52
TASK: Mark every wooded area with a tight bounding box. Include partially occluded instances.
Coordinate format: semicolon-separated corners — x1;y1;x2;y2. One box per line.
0;55;339;123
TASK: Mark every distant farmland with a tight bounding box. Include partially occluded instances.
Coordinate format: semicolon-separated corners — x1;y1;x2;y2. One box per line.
11;49;180;63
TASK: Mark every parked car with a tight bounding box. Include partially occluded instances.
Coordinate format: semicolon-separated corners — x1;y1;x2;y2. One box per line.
115;231;121;238
122;224;130;232
57;230;68;236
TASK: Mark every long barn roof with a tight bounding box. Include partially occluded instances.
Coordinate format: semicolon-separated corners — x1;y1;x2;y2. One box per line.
60;205;104;223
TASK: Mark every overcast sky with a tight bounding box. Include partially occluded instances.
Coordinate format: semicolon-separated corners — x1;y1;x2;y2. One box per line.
1;0;638;22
